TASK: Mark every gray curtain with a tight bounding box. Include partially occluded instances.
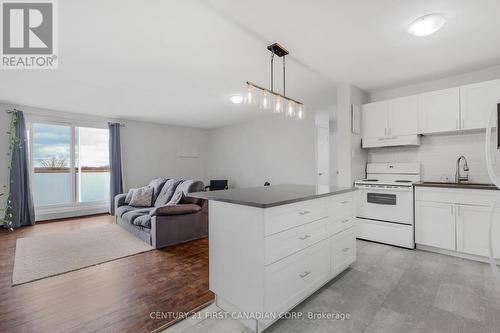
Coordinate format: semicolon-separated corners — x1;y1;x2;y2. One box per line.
5;111;35;228
109;123;123;215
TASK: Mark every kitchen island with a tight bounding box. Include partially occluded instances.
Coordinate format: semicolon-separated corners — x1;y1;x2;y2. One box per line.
189;184;357;332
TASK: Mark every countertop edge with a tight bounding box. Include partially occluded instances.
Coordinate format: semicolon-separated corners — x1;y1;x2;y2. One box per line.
188;187;357;208
414;183;499;191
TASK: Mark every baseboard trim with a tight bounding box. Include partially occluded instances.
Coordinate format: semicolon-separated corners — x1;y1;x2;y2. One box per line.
416;244;500;264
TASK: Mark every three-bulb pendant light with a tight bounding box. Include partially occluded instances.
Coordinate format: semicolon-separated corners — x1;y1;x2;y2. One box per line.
245;43;305;120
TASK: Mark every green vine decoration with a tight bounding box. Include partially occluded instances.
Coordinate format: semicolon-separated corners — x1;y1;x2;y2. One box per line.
1;110;21;230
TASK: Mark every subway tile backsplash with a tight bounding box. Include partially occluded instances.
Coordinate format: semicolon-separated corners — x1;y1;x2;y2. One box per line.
367;131;500;183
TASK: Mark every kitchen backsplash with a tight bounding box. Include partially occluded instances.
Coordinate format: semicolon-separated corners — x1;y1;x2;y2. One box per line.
367;131;500;183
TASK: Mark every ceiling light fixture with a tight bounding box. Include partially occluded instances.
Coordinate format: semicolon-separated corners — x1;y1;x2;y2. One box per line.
246;43;305;119
408;14;446;37
230;95;244;104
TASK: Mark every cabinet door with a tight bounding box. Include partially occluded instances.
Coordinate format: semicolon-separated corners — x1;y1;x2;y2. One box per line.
460;80;500;130
456;204;500;258
331;227;356;276
387;95;418;136
415;201;456;250
418;88;460;134
361;101;388;139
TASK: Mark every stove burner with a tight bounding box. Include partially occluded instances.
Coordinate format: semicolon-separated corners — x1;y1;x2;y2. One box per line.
395;180;412;183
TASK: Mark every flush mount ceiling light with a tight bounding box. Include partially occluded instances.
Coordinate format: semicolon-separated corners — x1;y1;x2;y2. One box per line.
230;95;244;104
408;14;446;37
245;43;305;120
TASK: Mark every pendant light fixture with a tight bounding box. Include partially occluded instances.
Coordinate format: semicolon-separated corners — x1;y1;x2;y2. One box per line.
246;43;305;119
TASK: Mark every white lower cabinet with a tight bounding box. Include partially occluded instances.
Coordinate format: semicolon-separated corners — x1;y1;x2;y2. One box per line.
456;204;500;258
415;201;456;250
415;187;500;260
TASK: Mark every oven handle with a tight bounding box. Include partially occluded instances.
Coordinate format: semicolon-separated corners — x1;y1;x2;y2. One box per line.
355;186;411;192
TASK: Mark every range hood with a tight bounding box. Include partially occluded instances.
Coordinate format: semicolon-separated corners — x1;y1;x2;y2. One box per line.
362;135;421;149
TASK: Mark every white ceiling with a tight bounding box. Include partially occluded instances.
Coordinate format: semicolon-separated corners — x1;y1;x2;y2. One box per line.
1;0;500;128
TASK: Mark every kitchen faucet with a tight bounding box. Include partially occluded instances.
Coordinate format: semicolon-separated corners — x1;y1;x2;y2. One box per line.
455;155;470;183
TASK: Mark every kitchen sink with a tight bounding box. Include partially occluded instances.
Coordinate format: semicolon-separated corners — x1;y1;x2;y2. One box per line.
419;182;498;190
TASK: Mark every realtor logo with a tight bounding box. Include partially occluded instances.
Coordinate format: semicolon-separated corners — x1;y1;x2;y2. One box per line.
1;0;58;69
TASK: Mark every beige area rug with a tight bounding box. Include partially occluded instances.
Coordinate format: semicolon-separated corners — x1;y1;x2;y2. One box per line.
12;224;153;286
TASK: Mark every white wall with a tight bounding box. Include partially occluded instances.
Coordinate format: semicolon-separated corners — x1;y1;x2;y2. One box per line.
0;104;209;220
367;65;500;183
120;120;208;189
207;114;316;188
332;84;369;187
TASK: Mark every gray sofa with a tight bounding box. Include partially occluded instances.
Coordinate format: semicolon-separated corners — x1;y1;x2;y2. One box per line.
114;179;207;249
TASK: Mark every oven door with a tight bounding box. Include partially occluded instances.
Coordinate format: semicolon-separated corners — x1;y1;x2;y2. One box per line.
356;185;413;225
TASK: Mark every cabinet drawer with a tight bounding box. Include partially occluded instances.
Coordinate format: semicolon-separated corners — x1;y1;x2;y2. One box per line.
331;227;356;275
265;218;330;265
329;193;355;217
331;214;355;236
264;240;330;313
265;199;328;236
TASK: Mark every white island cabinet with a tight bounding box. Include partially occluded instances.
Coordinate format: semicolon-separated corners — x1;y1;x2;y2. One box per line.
189;184;357;332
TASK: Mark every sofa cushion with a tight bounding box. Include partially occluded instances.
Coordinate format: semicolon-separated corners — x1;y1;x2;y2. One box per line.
154;179;182;207
116;205;137;218
129;186;154;207
122;208;154;227
133;214;153;228
169;180;204;205
151;204;201;216
148;178;168;202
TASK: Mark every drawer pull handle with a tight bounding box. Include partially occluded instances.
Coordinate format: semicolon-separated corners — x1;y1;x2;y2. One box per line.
342;247;350;252
341;219;350;224
299;235;311;240
341;201;349;204
299;271;311;278
299;210;311;215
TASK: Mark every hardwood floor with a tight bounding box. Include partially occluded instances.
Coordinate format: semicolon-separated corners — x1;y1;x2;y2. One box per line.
0;215;213;333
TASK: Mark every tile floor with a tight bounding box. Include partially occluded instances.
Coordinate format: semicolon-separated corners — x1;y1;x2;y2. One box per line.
161;240;500;333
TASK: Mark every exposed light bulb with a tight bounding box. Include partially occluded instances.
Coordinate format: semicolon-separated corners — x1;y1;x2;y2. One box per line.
260;91;270;110
296;104;305;120
274;96;283;113
246;85;254;104
408;14;446;37
286;100;296;118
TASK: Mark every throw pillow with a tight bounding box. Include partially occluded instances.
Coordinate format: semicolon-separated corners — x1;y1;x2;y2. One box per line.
125;189;135;204
166;190;183;206
154;179;182;207
148;178;168;202
129;186;154;207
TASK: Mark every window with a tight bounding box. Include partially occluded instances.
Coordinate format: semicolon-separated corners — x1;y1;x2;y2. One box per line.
29;121;110;208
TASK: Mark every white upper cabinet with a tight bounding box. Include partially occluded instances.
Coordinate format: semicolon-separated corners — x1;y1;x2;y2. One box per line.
418;88;460;134
387;95;419;136
460;79;500;130
361;101;388;139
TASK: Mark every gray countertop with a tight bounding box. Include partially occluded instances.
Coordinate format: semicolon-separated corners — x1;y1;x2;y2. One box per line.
188;184;357;208
414;181;499;190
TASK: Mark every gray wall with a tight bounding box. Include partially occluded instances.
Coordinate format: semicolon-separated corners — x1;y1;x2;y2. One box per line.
207;114;317;188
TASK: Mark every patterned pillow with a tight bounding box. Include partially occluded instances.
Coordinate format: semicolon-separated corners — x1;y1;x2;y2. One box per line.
124;189;135;204
129;186;154;207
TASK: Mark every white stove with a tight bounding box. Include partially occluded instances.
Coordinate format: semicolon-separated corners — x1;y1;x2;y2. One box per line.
355;163;421;249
